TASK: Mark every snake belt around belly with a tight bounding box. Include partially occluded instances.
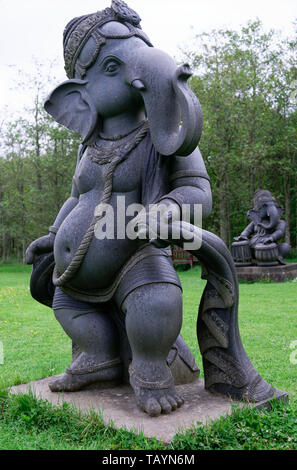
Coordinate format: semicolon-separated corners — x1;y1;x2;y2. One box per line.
53;122;149;287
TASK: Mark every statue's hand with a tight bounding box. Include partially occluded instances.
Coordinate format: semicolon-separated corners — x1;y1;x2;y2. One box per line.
132;200;181;241
234;235;248;242
25;234;55;265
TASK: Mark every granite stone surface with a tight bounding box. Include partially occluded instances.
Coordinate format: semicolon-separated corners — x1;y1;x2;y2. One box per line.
10;376;288;442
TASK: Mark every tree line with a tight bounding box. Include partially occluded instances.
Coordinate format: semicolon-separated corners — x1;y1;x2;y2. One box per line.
0;20;296;263
0;72;80;263
187;20;297;249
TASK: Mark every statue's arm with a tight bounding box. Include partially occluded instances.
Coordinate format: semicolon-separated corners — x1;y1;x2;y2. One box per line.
267;220;286;243
26;180;79;264
239;222;255;239
160;147;212;221
26;148;82;264
50;145;84;231
50;180;79;232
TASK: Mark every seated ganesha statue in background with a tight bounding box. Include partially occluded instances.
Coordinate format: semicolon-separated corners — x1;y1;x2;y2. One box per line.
232;190;291;267
26;1;282;417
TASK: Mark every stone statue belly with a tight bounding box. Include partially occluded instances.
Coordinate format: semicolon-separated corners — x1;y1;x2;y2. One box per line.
54;188;142;291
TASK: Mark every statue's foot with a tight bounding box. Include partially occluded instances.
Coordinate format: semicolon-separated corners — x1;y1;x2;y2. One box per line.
49;353;123;392
129;365;184;417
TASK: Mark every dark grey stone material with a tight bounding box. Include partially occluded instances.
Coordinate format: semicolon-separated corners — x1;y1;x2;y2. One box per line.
232;190;291;267
10;377;289;442
236;263;297;282
25;1;286;417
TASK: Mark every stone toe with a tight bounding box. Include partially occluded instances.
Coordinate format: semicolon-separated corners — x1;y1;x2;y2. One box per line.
159;396;172;414
145;397;162;417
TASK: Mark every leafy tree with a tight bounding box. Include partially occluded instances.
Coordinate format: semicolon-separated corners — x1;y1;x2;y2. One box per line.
185;20;297;248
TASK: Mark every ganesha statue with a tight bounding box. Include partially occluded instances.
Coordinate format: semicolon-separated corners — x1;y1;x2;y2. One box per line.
26;1;283;417
232;190;290;267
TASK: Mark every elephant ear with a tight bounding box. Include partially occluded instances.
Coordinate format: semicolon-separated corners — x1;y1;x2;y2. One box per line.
247;209;261;224
277;206;284;219
44;79;99;144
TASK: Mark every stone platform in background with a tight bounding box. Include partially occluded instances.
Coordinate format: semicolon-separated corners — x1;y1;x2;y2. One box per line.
236;263;297;282
10;376;288;443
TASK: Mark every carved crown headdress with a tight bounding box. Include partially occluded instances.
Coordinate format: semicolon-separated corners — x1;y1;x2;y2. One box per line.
253;190;277;209
63;0;153;79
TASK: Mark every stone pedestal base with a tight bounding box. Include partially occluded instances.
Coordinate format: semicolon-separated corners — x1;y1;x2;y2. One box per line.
236;263;297;282
10;376;288;443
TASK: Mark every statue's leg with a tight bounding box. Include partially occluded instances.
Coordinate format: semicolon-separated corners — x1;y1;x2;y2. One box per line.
120;283;184;417
49;289;122;392
112;245;199;386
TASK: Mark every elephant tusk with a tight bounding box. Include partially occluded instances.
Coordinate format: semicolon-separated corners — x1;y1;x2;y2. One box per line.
131;79;146;91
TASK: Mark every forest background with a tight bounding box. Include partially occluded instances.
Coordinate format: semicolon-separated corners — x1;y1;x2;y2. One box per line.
0;20;296;262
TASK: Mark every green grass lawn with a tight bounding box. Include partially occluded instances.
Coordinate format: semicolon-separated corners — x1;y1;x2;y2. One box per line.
0;263;297;450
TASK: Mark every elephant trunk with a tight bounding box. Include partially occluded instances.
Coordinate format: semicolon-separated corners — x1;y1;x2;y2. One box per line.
169;64;203;156
127;47;203;157
259;204;280;231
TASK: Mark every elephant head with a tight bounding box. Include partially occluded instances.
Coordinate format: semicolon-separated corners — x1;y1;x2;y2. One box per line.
44;1;202;156
248;189;284;231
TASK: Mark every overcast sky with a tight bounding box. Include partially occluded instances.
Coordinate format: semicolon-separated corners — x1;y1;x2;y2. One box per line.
0;0;296;117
